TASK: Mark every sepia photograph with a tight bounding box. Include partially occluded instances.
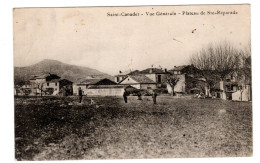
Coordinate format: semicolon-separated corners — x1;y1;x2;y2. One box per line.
13;4;252;160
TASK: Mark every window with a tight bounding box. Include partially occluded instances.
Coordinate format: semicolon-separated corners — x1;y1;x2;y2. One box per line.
55;82;57;86
116;77;119;82
158;75;161;83
47;82;49;86
192;81;196;88
226;85;232;91
147;87;152;89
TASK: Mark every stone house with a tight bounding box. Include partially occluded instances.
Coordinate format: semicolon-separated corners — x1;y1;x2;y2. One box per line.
42;78;73;95
232;84;251;101
85;85;136;96
115;68;169;88
166;74;186;94
29;74;60;84
114;70;131;83
73;78;117;95
27;73;73;96
167;65;207;95
138;68;170;88
216;71;252;101
118;75;157;90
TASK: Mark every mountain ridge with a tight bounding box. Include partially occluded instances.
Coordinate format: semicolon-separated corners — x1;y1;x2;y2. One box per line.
14;59;113;84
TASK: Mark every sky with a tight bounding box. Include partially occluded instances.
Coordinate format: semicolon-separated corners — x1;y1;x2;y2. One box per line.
13;5;250;75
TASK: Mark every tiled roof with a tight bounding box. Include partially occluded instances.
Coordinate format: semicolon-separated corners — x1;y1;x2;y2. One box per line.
35;74;50;79
80;78;104;85
29;76;38;80
129;75;156;84
45;78;73;83
79;78;116;85
115;68;167;77
115;70;132;76
170;66;187;71
31;74;61;80
139;68;167;74
88;85;134;89
47;79;61;83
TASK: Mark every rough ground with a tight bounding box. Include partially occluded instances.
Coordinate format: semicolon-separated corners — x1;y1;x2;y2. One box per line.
14;96;252;160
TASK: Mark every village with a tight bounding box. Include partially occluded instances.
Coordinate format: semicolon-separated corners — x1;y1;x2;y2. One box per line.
12;5;253;160
14;64;251;102
14;62;253;160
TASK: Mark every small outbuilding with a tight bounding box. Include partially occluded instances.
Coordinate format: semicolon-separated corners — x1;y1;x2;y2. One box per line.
73;78;117;95
85;85;136;96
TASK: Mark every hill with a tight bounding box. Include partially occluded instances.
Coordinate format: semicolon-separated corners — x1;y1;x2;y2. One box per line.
14;59;112;84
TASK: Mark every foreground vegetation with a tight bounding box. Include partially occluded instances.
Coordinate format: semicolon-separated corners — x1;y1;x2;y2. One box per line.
15;96;252;160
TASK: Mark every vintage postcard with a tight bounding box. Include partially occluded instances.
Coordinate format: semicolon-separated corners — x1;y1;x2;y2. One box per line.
13;4;251;160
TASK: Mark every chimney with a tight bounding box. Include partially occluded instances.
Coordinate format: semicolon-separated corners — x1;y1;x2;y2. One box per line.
164;68;167;72
119;70;122;74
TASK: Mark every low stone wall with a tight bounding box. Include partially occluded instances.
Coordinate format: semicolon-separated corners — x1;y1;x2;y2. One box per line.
85;88;124;96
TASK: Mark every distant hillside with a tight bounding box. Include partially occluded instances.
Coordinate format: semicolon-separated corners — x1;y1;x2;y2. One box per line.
14;59;112;84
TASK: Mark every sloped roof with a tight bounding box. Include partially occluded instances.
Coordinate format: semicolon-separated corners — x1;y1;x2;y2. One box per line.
115;70;141;77
29;76;38;80
88;85;135;89
30;74;61;80
115;71;130;76
79;78;116;85
47;79;61;83
127;70;140;75
80;78;103;85
170;65;187;71
120;75;156;84
35;74;50;79
115;68;167;77
139;68;167;74
48;78;73;83
169;65;203;76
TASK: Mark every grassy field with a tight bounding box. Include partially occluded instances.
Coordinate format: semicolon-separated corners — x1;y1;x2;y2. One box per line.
14;95;252;160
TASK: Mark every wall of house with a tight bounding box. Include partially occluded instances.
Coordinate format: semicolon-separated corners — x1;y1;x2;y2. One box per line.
115;76;126;83
232;85;251;101
120;77;141;89
35;79;46;84
174;74;186;92
120;77;138;84
220;81;224;91
166;74;186;94
140;84;157;90
85;88;125;96
126;84;140;89
145;73;169;88
232;91;242;101
173;71;181;75
160;74;169;85
145;74;157;82
43;82;60;95
73;84;88;95
145;74;167;83
242;85;251;101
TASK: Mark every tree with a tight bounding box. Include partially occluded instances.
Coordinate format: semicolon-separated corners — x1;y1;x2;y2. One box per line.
190;41;248;93
36;82;44;96
166;76;179;96
190;42;241;80
238;41;251;85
